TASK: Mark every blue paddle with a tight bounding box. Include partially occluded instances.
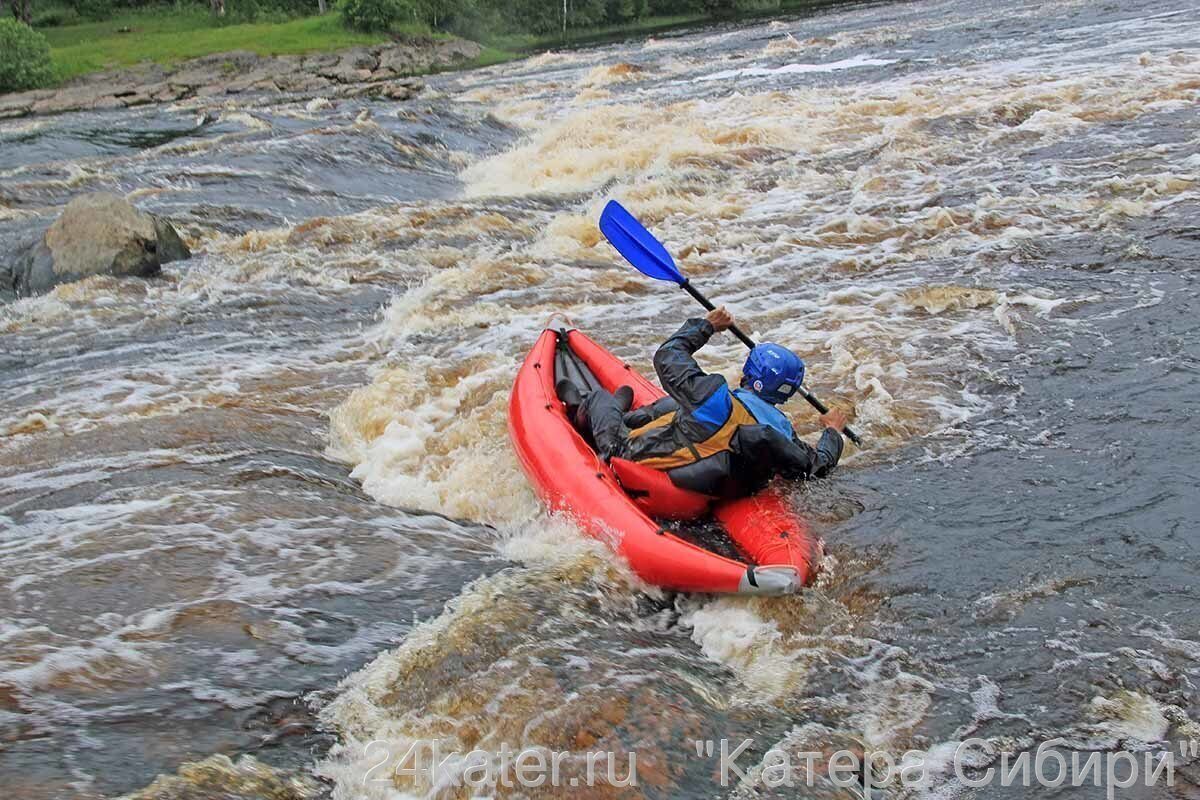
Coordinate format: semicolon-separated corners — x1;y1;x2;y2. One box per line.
599;199;863;446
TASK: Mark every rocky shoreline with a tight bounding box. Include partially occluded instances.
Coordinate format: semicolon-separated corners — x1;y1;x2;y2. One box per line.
0;35;483;119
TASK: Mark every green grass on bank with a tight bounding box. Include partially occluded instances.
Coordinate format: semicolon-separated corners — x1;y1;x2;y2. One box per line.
42;10;401;82
35;0;859;87
37;5;676;86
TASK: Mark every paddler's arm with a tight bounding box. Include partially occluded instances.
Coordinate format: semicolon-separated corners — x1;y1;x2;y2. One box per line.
739;423;843;481
801;426;845;478
794;409;848;478
651;309;733;412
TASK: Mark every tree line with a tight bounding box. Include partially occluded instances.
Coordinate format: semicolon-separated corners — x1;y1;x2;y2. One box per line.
2;0;35;24
6;0;785;35
343;0;783;37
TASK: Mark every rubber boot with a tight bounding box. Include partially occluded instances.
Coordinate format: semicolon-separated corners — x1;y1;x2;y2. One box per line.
614;385;634;414
555;379;584;419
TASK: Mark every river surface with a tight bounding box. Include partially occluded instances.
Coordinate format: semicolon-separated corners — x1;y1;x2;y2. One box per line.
2;0;1199;797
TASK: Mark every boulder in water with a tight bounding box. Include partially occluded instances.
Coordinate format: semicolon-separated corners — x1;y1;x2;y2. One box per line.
8;193;190;297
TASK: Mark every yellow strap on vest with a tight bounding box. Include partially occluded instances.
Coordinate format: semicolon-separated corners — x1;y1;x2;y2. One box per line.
627;410;676;437
630;397;757;470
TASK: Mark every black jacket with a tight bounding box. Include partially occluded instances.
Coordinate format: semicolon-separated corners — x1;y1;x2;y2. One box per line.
625;318;844;497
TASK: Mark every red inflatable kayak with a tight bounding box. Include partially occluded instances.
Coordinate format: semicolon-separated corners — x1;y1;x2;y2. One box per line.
508;325;820;595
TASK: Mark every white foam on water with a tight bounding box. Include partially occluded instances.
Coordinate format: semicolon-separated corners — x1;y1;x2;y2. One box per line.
327;353;537;526
1088;691;1171;744
698;54;899;82
496;511;638;583
315;551;647;799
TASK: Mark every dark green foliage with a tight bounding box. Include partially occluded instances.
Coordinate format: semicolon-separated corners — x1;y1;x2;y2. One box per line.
215;0;301;25
738;0;780;11
54;0;324;24
702;0;736;17
67;0;115;20
703;0;777;16
341;0;407;31
31;5;82;25
645;0;701;12
0;18;55;91
224;0;327;21
351;0;709;38
5;0;35;25
497;0;567;35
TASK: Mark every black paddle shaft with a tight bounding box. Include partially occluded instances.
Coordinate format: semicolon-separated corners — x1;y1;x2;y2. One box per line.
679;280;864;446
681;280;756;348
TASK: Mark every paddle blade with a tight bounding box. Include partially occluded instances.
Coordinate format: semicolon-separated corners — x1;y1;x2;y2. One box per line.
599;200;686;285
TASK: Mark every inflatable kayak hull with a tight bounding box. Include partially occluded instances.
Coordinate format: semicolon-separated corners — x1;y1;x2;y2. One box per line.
508;326;819;595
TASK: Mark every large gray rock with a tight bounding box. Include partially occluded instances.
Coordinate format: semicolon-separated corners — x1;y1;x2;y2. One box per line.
347;78;425;101
318;48;380;84
0;89;51;119
8;193;191;297
376;37;482;76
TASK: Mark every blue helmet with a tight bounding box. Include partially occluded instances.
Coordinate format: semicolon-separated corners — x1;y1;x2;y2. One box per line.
742;343;805;405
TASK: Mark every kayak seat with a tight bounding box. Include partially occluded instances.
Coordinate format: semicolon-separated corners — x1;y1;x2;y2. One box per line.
609;457;713;520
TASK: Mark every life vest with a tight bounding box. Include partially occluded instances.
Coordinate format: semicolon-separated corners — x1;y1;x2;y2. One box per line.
628;386;792;470
732;388;794;439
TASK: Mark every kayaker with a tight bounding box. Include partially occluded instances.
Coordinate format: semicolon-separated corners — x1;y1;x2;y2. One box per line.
557;307;847;498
